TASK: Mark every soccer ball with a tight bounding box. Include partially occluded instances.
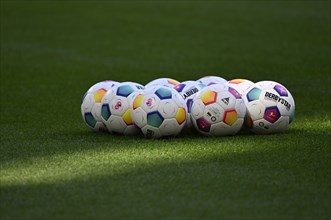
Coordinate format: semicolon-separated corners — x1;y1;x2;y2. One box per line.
81;80;118;132
145;78;180;88
131;85;187;138
191;84;246;136
197;76;227;86
243;81;295;134
173;81;206;128
227;79;254;96
100;82;144;135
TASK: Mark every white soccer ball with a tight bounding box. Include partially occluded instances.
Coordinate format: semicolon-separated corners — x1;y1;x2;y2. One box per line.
227;78;254;96
173;81;206;128
145;78;180;88
191;84;246;136
81;80;118;132
131;85;187;138
197;76;227;86
100;82;144;135
242;80;295;134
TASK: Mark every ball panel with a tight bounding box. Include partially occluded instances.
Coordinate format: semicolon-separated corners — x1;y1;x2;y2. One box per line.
147;111;164;128
101;104;111;121
133;94;143;110
210;120;243;136
116;85;135;97
263;106;281;123
191;99;205;120
168;79;180;86
105;115;126;133
141;125;162;138
246;87;262;102
273;84;288;97
228;79;246;84
201;90;217;105
94;88;107;103
131;107;147;128
174;83;186;93
155;88;172;100
159;118;181;136
141;94;160;113
203;103;224;124
109;97;128;116
216;91;236;109
159;100;178;119
234;99;246;118
122;108;133;125
84;112;97;128
176;108;186;125
245;115;253;128
246;101;265;121
223;109;238;126
81;94;94;112
196;117;211;133
228;87;241;99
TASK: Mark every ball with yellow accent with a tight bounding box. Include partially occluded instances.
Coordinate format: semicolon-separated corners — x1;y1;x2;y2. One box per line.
227;78;254;96
145;77;180;88
100;82;144;135
81;80;118;132
131;85;187;138
191;84;246;136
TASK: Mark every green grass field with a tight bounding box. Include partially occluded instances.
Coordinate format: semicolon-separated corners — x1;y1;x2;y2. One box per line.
1;1;330;219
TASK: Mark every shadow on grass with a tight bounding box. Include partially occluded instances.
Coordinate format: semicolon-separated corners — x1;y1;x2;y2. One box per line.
1;143;330;220
0;124;329;166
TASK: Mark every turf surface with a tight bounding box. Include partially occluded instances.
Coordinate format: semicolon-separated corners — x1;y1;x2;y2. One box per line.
1;1;330;219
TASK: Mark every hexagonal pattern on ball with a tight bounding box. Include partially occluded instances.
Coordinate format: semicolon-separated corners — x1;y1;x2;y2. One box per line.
122;109;133;125
84;112;97;128
190;99;205;120
131;107;147;128
223;110;238;126
155;87;172;100
234;99;246;118
196;117;211;133
273;84;288;97
133;94;143;110
159;118;181;136
94;88;107;102
176;108;186;125
245;101;265;121
159;100;178;119
228;87;241;99
116;85;135;97
105;115;127;134
147;111;164;128
101;104;111;121
228;79;246;84
264;106;281;123
246;87;262;102
201;90;217;105
174;83;186;92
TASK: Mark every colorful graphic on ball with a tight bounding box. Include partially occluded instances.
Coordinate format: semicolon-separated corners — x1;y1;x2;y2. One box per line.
274;84;288;97
114;101;122;110
201;90;217;105
94;88;107;103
